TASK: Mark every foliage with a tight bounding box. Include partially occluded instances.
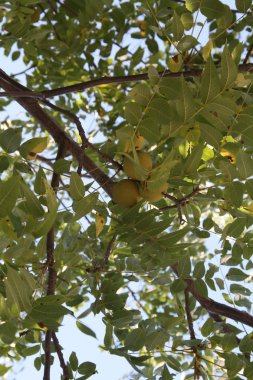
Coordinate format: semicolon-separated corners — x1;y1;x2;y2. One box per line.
0;0;253;379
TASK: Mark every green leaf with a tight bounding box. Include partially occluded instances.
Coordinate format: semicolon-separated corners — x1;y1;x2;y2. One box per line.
239;335;253;353
34;167;46;195
129;84;151;106
176;77;196;121
70;172;86;201
73;192;98;221
225;352;243;377
20;180;44;217
21;345;40;357
145;330;168;350
5;266;35;313
178;255;191;278
33;180;58;237
34;357;41;371
236;150;253;179
161;364;173;380
124;102;142;125
200;123;222;149
139;117;160;144
69;351;79;371
177;36;198;52
184;143;204;174
159;77;181;100
0;128;22;153
170;279;187;294
125;327;146;351
235;106;253;145
78;361;96;378
226;218;246;238
29;303;72;329
146;98;172;124
220;45;238;90
180;13;193;30
200;0;226;19
226;268;248;282
235;0;252;13
158;228;189;245
0;156;9;172
76;321;97;339
148;65;159;84
224;182;244;207
200;57;221;103
230;284;251;296
222;334;238;352
171;12;184;41
201;318;214;337
52;159;71;174
0;176;19;218
185;0;200;12
246;179;253;199
0;365;11;376
104;323;113;348
194;279;208;298
193;261;205;279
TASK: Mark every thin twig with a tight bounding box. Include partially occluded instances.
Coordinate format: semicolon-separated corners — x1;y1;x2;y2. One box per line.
86;235;116;272
160;186;205;224
10;64;36;78
184;289;196;341
184;289;201;379
243;42;253;64
52;332;69;380
127;286;150;317
43;99;123;171
104;235;116;267
39;4;63;41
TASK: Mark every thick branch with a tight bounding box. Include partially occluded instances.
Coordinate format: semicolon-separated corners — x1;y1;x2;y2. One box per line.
186;278;253;328
44;147;64;380
0;69;114;197
172;265;253;328
0;63;252;99
43;330;52;380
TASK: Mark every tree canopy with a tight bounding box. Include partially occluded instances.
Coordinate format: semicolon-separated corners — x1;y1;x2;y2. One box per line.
1;0;253;379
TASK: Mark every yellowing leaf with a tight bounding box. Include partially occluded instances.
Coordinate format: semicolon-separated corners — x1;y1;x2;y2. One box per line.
168;54;183;72
95;212;105;237
220;148;237;164
20;137;49;159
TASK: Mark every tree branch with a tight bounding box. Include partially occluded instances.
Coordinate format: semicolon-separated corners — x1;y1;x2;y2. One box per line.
0;69;114;197
44;145;66;380
185;289;201;379
1;63;253;99
184;289;196;341
43;330;52;380
243;42;253;64
171;264;253;329
161;186;205;223
43;99;123;172
52;331;69;380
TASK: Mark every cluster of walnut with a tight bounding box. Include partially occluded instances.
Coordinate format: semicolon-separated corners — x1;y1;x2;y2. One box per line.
112;134;168;207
